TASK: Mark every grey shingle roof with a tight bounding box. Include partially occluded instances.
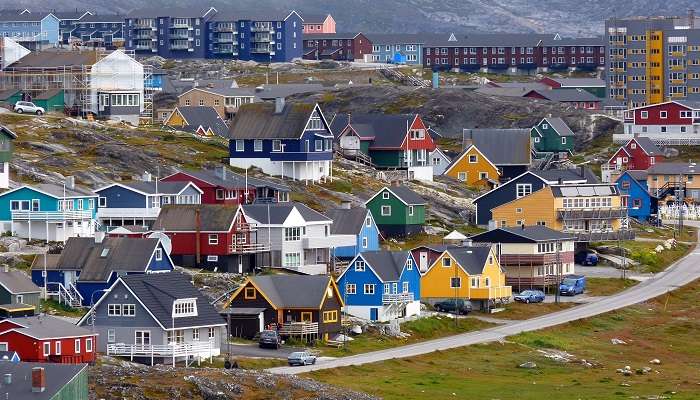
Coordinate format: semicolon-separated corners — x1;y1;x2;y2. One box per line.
624;170;648;182
445;246;491;275
530;168;599;183
78;14;125;23
4;315;94;339
0;270;40;295
173;168;289;192
121;273;225;329
543;117;575;136
108;181;194;195
674;100;700;109
325;208;370;235
470;225;575;243
358;250;409;282
0;362;87;400
242;202;330;225
228;102;321;139
32;183;96;198
367;186;425;206
153;204;240;232
331;113;413;149
249;275;331;309
172;106;229;138
52;237;161;282
647;162;700;175
527;89;601;102
464;128;531;165
631;137;663;156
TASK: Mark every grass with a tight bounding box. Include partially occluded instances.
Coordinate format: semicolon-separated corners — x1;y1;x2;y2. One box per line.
635;225;695;243
41;299;85;318
315;316;493;358
308;279;700;400
489;301;576;320
195;356;287;370
592;238;693;274
585;278;639;296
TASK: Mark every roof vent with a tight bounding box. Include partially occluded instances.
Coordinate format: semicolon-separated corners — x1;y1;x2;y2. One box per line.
100;248;110;258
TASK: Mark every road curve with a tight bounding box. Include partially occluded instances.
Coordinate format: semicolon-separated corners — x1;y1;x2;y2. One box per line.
269;229;700;374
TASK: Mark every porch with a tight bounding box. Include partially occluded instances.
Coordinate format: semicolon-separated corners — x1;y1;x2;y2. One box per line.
10;211;95;242
106;340;218;367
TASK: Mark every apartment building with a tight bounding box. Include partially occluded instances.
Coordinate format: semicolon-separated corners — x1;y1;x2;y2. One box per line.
605;12;700;108
0;10;59;50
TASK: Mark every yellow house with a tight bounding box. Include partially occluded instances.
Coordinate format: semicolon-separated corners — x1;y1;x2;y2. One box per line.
491;184;629;241
420;246;512;309
443;145;499;187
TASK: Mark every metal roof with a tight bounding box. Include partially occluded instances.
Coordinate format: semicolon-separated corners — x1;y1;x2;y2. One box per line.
542;117;575;136
364;33;426;44
631;136;663;156
445;246;492;275
530;168;599;183
242;202;330;225
184;86;257;97
647;162;700;175
31;183;95;198
301;14;330;24
0;270;40;295
464;128;531;165
420;32;604;48
126;7;217;19
0;10;53;22
253;84;328;100
228;102;319;139
330;113;414;148
3;315;94;339
249;275;332;309
359;250;409;282
0;362;87;400
172;168;289;192
172;106;229;138
527;88;601;102
107;180;194;195
623;170;648;182
325;208;370;235
153;204;240;232
547;78;605;87
470;225;576;243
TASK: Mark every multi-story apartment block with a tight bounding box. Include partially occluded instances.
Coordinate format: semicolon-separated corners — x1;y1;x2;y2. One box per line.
0;10;59;50
606;12;700;108
63;14;125;48
236;11;303;63
422;32;605;74
303;32;372;62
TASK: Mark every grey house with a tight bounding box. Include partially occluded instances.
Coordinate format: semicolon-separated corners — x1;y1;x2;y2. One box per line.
77;272;225;366
0;268;41;313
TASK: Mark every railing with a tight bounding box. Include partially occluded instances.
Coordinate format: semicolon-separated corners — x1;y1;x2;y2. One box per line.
11;210;93;221
470;286;512;300
251;25;274;33
303;234;356;249
251;46;273;53
556;207;628;220
46;282;83;308
278;322;318;336
135;45;155;51
213;26;235;33
107;340;215;358
229;242;270;253
562;230;635;242
170;23;192;29
133;23;155;29
382;292;414;304
499;252;574;266
133;34;155;40
170;33;190;40
97;207;160;219
170;44;191;50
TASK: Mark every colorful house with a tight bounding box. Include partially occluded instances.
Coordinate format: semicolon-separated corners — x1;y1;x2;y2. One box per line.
0;125;17;189
470;226;576;292
523;89;602;110
0;268;41;311
0;315;96;364
30;236;174;307
302;14;336;34
420;246;512;311
336;250;421;321
429;148;451;176
365;33;424;65
0;362;88;398
615;170;658;222
618;101;700;145
539;77;606;98
461;128;531;181
530;117;576;157
303;32;372;62
646;162;700;202
228;101;334;183
163;106;229;137
364;186;426;238
224;275;343;341
0;183;98;242
325;207;380;259
410;244;458;273
442;144;500;187
603;137;664;183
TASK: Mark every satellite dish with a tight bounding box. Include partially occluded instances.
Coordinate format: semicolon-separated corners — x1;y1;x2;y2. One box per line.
148;232;172;255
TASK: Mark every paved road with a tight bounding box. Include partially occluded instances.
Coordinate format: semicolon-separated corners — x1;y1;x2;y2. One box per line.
226;343;303;359
269;228;700;374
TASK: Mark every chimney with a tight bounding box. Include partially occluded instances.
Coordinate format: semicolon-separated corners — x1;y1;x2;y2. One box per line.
31;367;45;393
347;112;352;125
142;171;152;182
2;373;10;385
274;97;285;114
94;231;105;244
65;176;75;190
340;200;351;209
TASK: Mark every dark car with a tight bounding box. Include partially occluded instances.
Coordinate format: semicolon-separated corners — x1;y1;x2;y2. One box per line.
575;251;599;266
513;290;546;303
434;299;472;314
258;330;281;349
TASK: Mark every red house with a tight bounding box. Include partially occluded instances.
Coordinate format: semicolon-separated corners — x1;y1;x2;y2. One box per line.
151;204;269;273
619;101;700;144
608;137;664;171
303;32;372;62
160;168;290;205
0;316;97;364
410;244;458;273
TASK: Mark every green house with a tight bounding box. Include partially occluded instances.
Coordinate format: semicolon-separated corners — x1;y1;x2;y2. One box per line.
0;126;16;163
0;89;21;106
33;89;64;113
530;117;575;158
364;185;426;238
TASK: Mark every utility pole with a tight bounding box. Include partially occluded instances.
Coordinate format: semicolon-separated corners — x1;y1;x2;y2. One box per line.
554;240;561;304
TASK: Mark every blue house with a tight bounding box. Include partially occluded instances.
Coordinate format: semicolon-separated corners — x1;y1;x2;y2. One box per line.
0;10;60;50
365;34;424;65
336;250;421;322
615;170;657;222
235;11;303;63
94;180;202;228
325;207;380;259
228;100;334;182
64;14;125;48
31;236;174;307
0;183;97;242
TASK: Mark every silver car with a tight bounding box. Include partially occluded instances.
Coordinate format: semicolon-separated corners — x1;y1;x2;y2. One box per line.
14;101;45;115
287;351;317;366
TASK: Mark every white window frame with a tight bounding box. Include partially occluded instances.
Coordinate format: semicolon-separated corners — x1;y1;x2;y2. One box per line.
381;205;391;216
207;255;219;262
235;140;244;152
155;248;162;261
382;191;390;199
122;304;136;317
408;205;414;216
107;304;122;316
99;197;107;207
55;341;61;355
363;283;375;295
254;139;263;152
107;329;116;343
75;339;81;354
208;234;219;245
86;338;93;352
43;342;50;356
346;283;356;294
354;261;365;271
457;172;467;181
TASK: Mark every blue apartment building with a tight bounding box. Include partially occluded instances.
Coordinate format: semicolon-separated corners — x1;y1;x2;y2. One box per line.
62;14;125;48
0;10;60;50
366;34;424;64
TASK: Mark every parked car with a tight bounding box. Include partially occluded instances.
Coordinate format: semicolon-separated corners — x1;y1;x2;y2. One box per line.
258;330;281;349
575;250;599;266
559;275;586;296
14;101;45;115
433;299;472;314
287;351;317;366
513;290;545;303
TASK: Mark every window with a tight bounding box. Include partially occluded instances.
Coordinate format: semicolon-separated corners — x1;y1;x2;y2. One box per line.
167;330;185;344
406;258;413;270
366;217;372;227
88;199;94;210
75;339;81;354
55;341;61;355
272;140;282;152
457;172;467;181
516;207;523;213
561;137;567;144
207;255;218;262
479;172;488;180
346;283;356;294
107;329;116;343
98;197;107;207
284;227;301;241
43;342;50;356
485;277;490;287
208;327;215;339
86;338;93;352
381;205;391;216
155;248;162;261
382;191;390;199
468;154;478;163
244;287;256;299
408;205;414;216
107;304;121;316
192;329;199;341
10;200;29;211
122;304;135;317
208;234;219;245
16;295;22;304
254;140;263;152
442;257;451;267
354;261;365;271
516;184;532;198
323;310;338;322
660;111;668;119
363;284;375;294
173;299;197;317
641;111;648;119
235;140;244;152
450;277;461;288
283;252;301;267
362;236;368;248
471;277;479;287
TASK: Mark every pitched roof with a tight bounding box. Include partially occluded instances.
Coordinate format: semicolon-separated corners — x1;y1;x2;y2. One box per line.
631;136;663;156
52;237;162;282
547;78;605;87
445;246;492;275
126;7;217;19
647;162;700;175
119;273;225;329
526;88;601;102
248;275;332;309
330;113;414;148
172;106;229;138
470;225;576;243
325;208;370;235
464;129;531;165
170;168;289;192
228;102;320;139
366;186;425;206
29;183;95;198
153;204;241;232
420;32;603;48
364;33;426;44
182;86;256;97
542;117;575;136
304;32;363;40
100;181;196;195
301;13;330;24
6;50;98;69
242;202;330;225
0;362;87;400
1;316;93;339
623;169;648;182
253;84;328;100
0;10;53;22
359;250;409;282
530;168;599;183
0;125;16;139
0;269;40;295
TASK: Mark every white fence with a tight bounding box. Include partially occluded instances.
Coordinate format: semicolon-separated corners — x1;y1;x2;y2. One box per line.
11;210;93;221
107;340;216;366
659;204;700;221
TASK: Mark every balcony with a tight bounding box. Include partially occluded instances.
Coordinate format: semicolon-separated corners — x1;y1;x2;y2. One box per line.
277;322;318;336
229;242;270;253
212;36;236;44
11;210;93;221
97;207;160;220
133;34;155;40
563;230;635;242
170;44;192;50
133;24;155;30
213;46;238;55
382;292;415;304
213;26;235;33
303;234;355;249
556;207;628;220
170;33;191;40
470;286;512;300
499;252;574;266
251;25;274;33
170;23;192;29
135;44;156;51
107;340;217;362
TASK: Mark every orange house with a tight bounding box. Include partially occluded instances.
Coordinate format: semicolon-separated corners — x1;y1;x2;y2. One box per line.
442;145;499;187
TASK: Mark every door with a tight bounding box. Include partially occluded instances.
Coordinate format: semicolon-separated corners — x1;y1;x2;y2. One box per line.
419;252;428;272
370;308;378;321
616;157;622;169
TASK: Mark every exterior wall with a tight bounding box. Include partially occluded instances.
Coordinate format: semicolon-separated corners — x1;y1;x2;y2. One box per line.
366;189;426;233
429;150;450;175
54;367;89;400
473;173;547;226
616;173;654;221
177;90;228;119
65;21;125;47
491;187;557;228
531;120;575;154
0;289;40;308
443;147;499;186
89;51;145;116
303;33;372;61
0;187;97;221
302;16;335;34
370;42;423;64
333;212;380;259
161;172;257;205
336;256;384;308
0;329;96;363
95;185;147;209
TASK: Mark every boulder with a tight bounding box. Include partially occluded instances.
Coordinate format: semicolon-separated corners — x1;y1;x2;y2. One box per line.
351;325;362;335
518;361;537;369
649;359;661;365
610;338;627;345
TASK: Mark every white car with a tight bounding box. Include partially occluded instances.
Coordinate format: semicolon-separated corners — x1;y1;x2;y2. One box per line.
287;351;317;366
14;101;45;115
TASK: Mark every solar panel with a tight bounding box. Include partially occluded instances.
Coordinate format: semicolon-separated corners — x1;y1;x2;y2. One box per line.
577;186;596;196
559;187;579;197
594;186;613;196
